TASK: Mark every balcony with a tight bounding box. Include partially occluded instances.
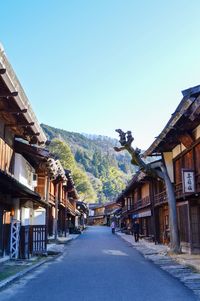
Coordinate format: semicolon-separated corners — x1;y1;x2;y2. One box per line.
66;199;76;215
60;198;66;207
49;193;55;204
175;182;183;199
175;173;200;199
122;206;128;214
122;196;151;214
154;190;168;206
134;196;151;210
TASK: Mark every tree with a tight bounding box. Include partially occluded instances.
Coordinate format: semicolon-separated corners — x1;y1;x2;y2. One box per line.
114;129;181;254
48;139;96;203
101;167;126;200
49;139;76;170
73;168;97;202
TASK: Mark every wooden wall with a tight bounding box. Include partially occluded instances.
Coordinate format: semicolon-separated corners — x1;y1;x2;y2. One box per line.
0;137;14;174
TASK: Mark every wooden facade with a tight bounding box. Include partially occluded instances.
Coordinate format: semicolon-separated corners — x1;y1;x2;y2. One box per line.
0;46;47;258
115;86;200;253
88;204;105;225
116;171;155;239
144;85;200;253
0;45;80;259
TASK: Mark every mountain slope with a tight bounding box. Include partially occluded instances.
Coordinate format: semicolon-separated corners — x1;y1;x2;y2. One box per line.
41;124;136;202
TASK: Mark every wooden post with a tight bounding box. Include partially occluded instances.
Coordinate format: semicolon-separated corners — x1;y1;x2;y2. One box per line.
45;176;50;241
54;183;58;241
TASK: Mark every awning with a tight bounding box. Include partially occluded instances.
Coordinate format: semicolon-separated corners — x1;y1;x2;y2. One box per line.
132;210;152;219
92;215;105;219
14;140;49;167
0;170;41;201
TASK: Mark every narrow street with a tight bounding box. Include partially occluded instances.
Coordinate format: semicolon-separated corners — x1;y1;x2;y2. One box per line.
1;227;198;301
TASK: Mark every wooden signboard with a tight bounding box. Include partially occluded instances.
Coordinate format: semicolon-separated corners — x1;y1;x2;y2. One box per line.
182;169;195;194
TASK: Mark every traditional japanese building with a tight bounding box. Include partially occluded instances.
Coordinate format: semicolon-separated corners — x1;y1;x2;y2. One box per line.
88;203;105;225
144;84;200;253
104;201;121;226
76;201;88;230
0;45;47;258
63;169;79;234
116;169;157;239
0;45;81;258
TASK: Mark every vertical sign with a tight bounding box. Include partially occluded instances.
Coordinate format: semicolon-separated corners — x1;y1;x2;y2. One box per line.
182;169;195;193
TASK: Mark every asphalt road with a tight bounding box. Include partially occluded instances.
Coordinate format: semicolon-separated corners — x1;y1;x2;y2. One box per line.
1;226;198;301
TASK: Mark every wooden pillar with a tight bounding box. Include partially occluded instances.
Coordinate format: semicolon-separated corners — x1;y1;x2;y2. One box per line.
45;176;50;239
54;183;58;241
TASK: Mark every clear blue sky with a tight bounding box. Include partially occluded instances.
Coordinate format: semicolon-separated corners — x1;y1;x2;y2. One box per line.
1;0;200;149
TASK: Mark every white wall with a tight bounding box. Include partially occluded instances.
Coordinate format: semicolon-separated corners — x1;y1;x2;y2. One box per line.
14;153;36;190
89;209;94;217
33;208;46;225
172;124;200;159
172;144;186;159
21;207;30;226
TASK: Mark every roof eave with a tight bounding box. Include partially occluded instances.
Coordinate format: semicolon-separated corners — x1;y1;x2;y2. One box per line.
143;95;195;157
0;47;47;145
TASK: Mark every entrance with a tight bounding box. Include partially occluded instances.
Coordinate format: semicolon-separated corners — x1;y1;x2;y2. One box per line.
0;208;11;256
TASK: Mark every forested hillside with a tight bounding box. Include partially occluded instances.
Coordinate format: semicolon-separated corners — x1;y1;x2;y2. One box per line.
41;124;136;203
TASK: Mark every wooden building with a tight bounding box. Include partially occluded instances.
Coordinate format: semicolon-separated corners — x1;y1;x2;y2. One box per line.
88;204;105;225
63;169;79;234
116;169;155;239
0;45;47;258
0;45;80;258
76;201;88;230
104;201;121;226
144;85;200;253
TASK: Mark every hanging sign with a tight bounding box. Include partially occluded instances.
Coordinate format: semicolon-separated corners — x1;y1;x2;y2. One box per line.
182;169;195;194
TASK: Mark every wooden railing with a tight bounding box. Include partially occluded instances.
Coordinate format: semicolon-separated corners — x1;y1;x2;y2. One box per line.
60;197;66;207
66;199;75;214
153;174;200;204
134;196;151;210
154;190;168;206
175;173;200;198
0;138;14;174
122;206;128;214
48;194;76;215
175;182;182;199
122;196;151;214
49;193;55;204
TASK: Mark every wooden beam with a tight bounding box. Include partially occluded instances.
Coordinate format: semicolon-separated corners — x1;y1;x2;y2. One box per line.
0;108;27;114
178;132;194;148
188;96;200;121
0;91;18;98
0;68;6;74
5;122;34;128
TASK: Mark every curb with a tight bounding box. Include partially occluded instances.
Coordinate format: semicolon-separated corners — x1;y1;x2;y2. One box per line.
0;235;80;291
172;257;200;274
116;232;200;298
0;254;60;291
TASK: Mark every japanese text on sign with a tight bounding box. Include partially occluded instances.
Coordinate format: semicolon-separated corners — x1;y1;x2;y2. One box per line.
182;170;195;193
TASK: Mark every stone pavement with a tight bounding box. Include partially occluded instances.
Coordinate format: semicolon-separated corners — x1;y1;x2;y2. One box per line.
116;231;200;298
0;234;80;290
